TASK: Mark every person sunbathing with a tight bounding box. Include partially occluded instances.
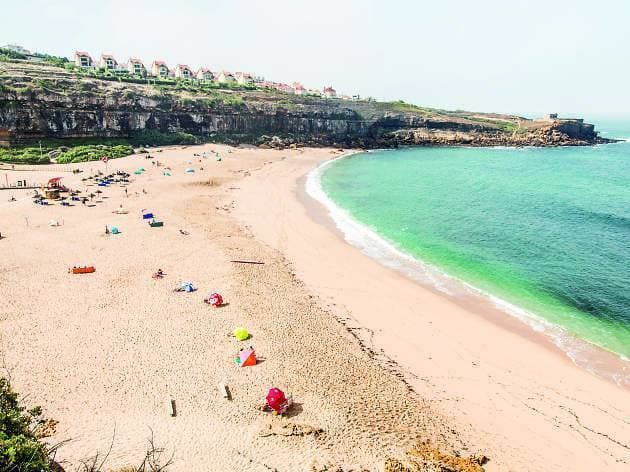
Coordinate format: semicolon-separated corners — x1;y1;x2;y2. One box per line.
152;269;165;279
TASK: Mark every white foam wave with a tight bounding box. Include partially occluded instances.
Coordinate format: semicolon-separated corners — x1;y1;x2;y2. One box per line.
305;154;630;386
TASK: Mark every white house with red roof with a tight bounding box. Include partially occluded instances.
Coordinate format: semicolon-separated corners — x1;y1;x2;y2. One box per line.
174;64;193;79
74;51;93;68
151;60;170;77
292;82;306;95
99;54;118;70
127;58;146;76
322;86;337;98
234;72;253;85
216;71;236;83
196;68;214;81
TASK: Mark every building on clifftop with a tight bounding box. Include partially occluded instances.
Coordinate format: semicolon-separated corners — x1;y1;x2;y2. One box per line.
196;68;214;81
322;86;336;98
127;58;146;76
99;54;118;70
175;64;193;79
234;72;253;85
151;60;170;77
216;71;236;83
74;51;93;68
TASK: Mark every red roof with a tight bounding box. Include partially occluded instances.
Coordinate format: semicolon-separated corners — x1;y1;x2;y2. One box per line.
48;177;63;185
101;54;115;59
152;60;167;67
128;58;144;64
75;51;92;58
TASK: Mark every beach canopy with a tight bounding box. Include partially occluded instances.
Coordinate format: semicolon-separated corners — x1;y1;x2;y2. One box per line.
233;327;249;341
48;177;63;186
237;348;257;367
185;167;195;173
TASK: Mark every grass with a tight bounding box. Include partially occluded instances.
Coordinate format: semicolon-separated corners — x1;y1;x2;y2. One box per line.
0;378;53;472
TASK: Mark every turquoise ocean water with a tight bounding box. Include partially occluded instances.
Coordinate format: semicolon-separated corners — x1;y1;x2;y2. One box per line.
317;120;630;362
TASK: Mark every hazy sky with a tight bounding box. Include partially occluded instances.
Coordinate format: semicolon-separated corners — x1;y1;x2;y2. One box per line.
3;0;629;117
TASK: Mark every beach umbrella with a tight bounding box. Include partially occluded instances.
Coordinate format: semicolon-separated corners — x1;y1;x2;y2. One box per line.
233;327;249;341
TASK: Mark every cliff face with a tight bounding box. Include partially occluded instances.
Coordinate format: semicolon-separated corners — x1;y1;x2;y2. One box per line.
0;61;607;148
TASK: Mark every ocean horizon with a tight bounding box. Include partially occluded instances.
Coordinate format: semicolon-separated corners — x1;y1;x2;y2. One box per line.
312;119;630;380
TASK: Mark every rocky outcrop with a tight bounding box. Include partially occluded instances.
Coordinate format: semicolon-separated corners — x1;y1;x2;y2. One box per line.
0;62;609;149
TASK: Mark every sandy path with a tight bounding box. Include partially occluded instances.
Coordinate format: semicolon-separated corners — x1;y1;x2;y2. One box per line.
0;146;473;472
232;151;630;471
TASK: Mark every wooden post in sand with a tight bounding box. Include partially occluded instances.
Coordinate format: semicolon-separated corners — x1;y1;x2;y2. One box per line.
170;399;177;417
218;382;231;400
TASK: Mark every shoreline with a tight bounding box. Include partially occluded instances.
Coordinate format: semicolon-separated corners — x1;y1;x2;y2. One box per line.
232;147;630;471
304;151;630;388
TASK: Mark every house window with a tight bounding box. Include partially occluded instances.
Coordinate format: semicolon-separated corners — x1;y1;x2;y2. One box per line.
183;69;190;77
106;59;114;69
134;64;142;74
160;66;167;76
80;57;89;67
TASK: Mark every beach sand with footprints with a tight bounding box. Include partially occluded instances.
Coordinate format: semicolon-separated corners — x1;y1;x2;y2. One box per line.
0;144;628;471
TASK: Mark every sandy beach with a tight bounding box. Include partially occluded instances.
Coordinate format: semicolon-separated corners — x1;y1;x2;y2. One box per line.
1;145;629;471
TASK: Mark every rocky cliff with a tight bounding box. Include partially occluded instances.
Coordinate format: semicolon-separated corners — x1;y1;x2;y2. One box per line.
0;61;608;149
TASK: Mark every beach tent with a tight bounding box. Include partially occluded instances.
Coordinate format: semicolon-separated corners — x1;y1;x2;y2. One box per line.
163;171;172;176
142;212;154;219
237;348;257;367
233;327;250;341
111;227;120;234
185;167;195;173
134;170;142;175
47;177;63;187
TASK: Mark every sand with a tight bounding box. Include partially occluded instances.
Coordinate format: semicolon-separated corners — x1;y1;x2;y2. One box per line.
0;145;628;471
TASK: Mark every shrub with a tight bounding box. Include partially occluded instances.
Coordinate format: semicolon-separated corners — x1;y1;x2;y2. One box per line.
0;378;52;472
129;130;198;146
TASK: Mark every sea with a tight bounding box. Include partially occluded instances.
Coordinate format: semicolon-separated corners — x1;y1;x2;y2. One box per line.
308;119;630;383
